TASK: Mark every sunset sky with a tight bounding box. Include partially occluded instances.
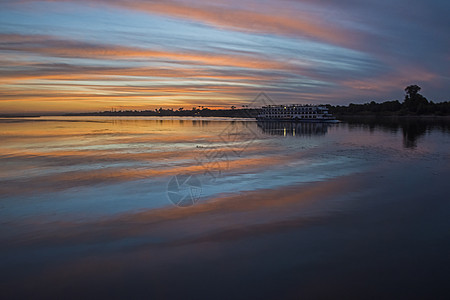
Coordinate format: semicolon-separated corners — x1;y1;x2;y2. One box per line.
0;0;449;113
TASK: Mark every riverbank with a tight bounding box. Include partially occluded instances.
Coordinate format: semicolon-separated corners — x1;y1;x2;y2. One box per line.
335;114;450;121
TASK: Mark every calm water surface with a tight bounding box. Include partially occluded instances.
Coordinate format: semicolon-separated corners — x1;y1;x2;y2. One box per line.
1;116;449;299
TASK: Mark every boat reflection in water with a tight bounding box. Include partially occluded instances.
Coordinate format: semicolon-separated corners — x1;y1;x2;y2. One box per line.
257;121;331;137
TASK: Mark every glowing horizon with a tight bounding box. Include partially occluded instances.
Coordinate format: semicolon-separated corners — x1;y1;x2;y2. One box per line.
0;0;449;113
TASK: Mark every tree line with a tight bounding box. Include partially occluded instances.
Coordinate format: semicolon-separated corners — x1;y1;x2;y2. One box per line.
329;85;450;116
65;85;449;117
68;106;258;117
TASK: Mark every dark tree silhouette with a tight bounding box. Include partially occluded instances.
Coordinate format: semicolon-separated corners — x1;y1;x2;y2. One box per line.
403;84;429;113
404;85;421;99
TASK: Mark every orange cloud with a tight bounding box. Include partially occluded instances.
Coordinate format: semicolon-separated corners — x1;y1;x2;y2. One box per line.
127;0;357;46
0;34;290;70
59;0;359;48
340;66;438;96
13;0;360;47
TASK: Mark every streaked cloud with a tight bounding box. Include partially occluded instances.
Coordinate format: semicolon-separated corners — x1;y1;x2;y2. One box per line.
0;0;448;112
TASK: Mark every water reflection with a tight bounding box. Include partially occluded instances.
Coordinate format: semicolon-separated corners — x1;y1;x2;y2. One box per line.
342;117;450;148
257;121;330;137
1;116;450;299
401;122;429;148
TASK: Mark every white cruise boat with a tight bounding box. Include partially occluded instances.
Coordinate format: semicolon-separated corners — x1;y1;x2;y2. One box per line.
257;104;338;122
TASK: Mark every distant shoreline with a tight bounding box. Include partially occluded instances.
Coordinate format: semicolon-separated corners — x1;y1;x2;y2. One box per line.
335;114;450;121
0;115;42;118
2;113;450;121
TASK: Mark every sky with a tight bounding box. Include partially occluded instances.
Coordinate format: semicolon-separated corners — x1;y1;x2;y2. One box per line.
0;0;449;113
